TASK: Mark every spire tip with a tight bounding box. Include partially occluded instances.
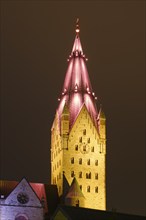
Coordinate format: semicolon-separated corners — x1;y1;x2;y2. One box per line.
75;18;80;34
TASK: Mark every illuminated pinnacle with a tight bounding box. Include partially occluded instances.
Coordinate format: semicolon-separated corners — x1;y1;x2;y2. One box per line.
57;19;99;131
75;18;80;34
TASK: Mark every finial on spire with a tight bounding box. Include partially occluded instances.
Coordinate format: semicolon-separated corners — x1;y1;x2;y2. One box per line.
75;18;80;34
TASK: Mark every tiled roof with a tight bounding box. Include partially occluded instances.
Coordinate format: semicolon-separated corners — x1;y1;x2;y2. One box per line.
57;25;99;132
0;178;59;215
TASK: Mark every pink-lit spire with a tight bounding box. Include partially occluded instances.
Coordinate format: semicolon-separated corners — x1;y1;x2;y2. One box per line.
57;20;99;131
72;18;83;53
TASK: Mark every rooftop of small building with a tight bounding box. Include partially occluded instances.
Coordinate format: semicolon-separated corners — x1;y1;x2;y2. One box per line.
52;205;146;220
0;178;59;216
65;177;85;198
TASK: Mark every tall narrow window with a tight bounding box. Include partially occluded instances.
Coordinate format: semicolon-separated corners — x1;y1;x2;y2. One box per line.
79;137;82;143
80;185;82;190
95;160;98;166
83;129;86;135
75;145;78;151
86;172;91;179
95;186;98;193
87;159;90;165
71;157;74;164
91;146;94;152
79;158;82;165
87;138;90;143
79;172;82;178
87;186;90;192
71;171;74;177
95;173;98;179
83;144;86;152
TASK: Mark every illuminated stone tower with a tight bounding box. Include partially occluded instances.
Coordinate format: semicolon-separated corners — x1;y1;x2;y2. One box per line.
51;20;106;210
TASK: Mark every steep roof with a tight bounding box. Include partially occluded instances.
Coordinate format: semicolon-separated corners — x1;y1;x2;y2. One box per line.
0;178;46;201
0;178;59;215
65;177;84;198
57;20;99;131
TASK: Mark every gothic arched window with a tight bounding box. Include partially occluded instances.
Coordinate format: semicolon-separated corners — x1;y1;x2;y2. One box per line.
95;160;98;166
71;157;74;164
83;129;86;135
87;186;90;192
95;186;98;193
91;146;94;152
79;172;82;178
95;173;98;179
71;171;74;177
75;145;78;151
87;159;90;165
79;158;82;164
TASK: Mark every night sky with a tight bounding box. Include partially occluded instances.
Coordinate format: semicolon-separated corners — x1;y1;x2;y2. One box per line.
1;1;145;217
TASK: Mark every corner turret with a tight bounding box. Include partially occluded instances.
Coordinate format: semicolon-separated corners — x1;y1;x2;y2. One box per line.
61;103;69;136
65;177;85;207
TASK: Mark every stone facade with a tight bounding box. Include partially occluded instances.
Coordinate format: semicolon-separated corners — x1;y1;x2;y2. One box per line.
51;104;106;210
0;178;44;220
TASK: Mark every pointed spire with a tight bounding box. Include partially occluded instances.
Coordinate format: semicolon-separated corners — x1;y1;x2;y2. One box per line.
65;177;84;198
57;21;99;131
75;18;80;35
72;18;83;53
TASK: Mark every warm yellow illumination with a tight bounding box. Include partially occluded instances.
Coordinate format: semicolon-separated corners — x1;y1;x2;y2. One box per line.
51;19;106;211
51;105;106;210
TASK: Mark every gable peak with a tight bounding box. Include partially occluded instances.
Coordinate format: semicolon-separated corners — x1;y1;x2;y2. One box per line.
66;177;84;198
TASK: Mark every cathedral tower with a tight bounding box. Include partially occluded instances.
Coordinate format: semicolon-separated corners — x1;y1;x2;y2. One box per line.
51;20;106;210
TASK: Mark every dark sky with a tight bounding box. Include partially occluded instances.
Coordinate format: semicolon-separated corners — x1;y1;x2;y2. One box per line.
0;0;145;217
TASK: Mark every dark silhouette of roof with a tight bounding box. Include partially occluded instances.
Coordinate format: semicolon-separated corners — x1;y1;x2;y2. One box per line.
51;205;146;220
